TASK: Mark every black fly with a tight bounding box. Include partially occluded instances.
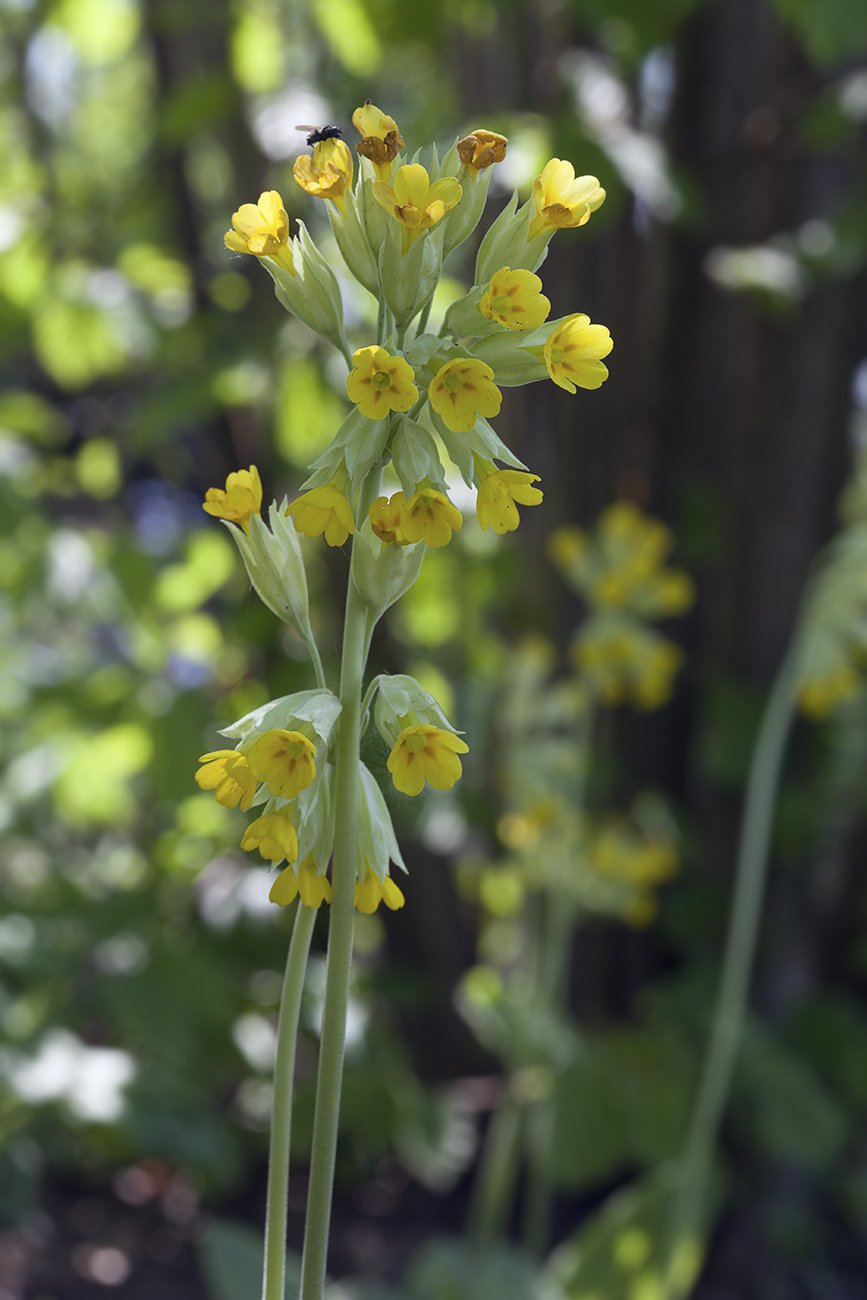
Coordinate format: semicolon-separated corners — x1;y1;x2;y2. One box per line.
296;125;343;147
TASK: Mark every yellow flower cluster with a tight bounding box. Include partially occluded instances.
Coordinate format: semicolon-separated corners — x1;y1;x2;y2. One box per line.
587;823;679;927
572;616;683;710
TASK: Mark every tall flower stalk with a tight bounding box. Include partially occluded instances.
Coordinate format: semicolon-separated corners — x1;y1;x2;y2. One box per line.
197;107;612;1299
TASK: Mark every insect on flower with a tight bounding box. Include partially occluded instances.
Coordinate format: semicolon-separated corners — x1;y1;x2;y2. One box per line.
297;124;343;146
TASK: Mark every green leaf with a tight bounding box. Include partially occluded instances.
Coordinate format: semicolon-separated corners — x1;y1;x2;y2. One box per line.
773;0;867;65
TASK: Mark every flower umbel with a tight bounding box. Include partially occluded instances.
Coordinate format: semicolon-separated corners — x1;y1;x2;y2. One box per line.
428;357;501;433
293;138;354;216
477;469;543;534
247;729;317;799
195;750;257;811
528;160;606;241
225;191;294;274
457;129;508;172
347;347;419;420
286;485;355;547
373;164;462;251
241;811;299;864
202;465;263;533
480;267;550;331
388;724;470;796
355;862;406;913
399;488;463;549
544;315;612;392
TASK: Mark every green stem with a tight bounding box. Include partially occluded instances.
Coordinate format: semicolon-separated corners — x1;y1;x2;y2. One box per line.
663;645;799;1295
468;1091;524;1247
305;633;328;693
299;468;382;1300
262;902;317;1300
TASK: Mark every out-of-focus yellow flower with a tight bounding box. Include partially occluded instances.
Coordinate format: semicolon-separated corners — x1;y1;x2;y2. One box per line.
480;267;550;330
457;129;508;172
347;346;419;420
353;103;405;181
202;465;262;534
225;191;294;274
428;357;501;432
476;469;543;534
195;750;257;811
573;621;682;710
528;160;606;240
355;862;406;913
387;724;470;796
286;485;355;547
241;811;298;864
293;138;354;216
544;315;613;392
247;729;316;799
373;164;462;251
369;492;409;546
798;662;861;717
269;855;332;908
547;525;588;567
399;488;463;548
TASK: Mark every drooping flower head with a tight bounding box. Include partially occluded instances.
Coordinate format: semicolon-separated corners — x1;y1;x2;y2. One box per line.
387;724;470;797
369;492;409;547
480;266;551;331
544;315;612;392
457;129;508;172
202;465;262;534
195;750;257;810
286;485;355;547
373;164;462;251
225;191;294;274
528;160;606;241
428;357;501;432
247;729;317;800
293;138;354;216
241;810;299;864
476;468;543;534
352;102;405;181
355;861;406;914
269;855;332;909
347;346;419;420
399;488;463;549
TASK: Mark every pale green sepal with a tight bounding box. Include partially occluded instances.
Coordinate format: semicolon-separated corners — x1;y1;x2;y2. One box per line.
265;224;348;353
327;187;379;298
226;502;313;638
355;155;390;268
220;688;342;748
305;408;389;490
292;763;335;870
391;415;447;495
469;330;549;385
372;673;458;746
352;517;425;623
442;285;503;340
379;219;446;329
433;140;461;181
443;162;496;259
405;333;471;384
427;410;528;486
358;763;406;881
474;192;555;285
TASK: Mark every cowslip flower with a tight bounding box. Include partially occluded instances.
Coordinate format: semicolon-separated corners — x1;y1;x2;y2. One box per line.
428;358;501;432
202;465;262;533
528;160;606;241
347;346;419;420
353;102;405;181
369;492;409;546
269;855;332;908
241;811;299;865
387;724;470;796
457;129;508;172
355;862;406;914
399;488;463;548
247;729;316;799
480;267;550;331
286;485;355;547
293;138;354;216
476;469;543;534
195;750;257;811
225;191;294;274
373;164;462;251
544;315;613;392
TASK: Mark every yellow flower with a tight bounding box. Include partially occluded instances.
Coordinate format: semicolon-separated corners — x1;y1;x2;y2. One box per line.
399;488;463;548
202;465;262;534
480;267;550;331
547;525;588;567
369;492;409;546
286;486;355;547
347;346;419;420
476;470;543;534
355;862;406;914
247;729;316;800
293;138;354;216
428;358;501;432
269;855;332;909
352;103;405;181
798;662;860;718
195;750;257;811
456;129;508;172
373;164;462;251
544;315;613;392
225;191;294;274
528;160;606;240
387;724;470;797
241;811;299;864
